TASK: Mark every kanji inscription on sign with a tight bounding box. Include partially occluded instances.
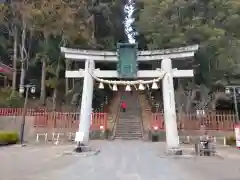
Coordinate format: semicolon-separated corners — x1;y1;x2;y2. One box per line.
117;43;138;79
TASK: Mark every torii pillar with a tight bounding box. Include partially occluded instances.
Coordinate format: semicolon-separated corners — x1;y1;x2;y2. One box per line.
78;60;95;144
162;59;179;152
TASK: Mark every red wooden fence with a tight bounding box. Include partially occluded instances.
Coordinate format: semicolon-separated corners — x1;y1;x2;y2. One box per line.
151;112;236;131
0;108;108;130
0;108;236;131
0;108;47;116
33;112;108;130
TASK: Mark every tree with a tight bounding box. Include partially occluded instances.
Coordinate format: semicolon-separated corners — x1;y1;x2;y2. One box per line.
135;0;240;86
0;2;19;92
23;0;91;105
0;0;127;109
175;82;197;113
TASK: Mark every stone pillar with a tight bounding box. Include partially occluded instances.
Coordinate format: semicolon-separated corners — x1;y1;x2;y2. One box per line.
77;60;95;144
161;58;180;151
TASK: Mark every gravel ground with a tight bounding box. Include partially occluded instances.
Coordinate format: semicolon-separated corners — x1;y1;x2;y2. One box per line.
0;141;240;180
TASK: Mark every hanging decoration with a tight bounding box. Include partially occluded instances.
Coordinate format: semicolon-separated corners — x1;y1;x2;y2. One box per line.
88;68;177;91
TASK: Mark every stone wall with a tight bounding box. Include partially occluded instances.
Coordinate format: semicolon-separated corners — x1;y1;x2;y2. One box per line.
0;116;36;141
0;116;111;143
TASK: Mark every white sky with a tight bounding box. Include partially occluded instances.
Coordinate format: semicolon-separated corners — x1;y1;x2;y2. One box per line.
124;0;135;44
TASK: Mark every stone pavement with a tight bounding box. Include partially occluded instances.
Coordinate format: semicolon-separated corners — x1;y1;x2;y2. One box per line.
217;146;240;159
180;143;240;159
1;141;240;180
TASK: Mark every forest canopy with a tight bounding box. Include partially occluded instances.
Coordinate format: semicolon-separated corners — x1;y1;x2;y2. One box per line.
0;0;239;111
0;0;127;109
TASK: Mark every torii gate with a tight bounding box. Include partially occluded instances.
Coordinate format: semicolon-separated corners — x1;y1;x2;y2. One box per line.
61;44;199;153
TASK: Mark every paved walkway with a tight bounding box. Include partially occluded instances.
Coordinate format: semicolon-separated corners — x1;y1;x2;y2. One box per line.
1;141;240;180
217;146;240;159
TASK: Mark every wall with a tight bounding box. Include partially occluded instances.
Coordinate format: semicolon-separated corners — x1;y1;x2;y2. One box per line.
0;116;36;142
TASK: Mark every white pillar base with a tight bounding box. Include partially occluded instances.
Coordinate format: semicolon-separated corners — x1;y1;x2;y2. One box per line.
166;148;183;155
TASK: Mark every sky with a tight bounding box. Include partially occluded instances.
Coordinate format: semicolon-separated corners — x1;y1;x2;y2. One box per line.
124;0;136;44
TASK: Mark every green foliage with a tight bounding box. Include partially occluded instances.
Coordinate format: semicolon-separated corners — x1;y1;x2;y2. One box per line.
0;131;19;145
0;0;127;108
135;0;240;86
0;87;23;108
89;129;112;140
148;130;166;142
226;136;236;146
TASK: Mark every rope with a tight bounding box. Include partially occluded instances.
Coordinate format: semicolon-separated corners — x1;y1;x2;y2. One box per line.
89;69;167;85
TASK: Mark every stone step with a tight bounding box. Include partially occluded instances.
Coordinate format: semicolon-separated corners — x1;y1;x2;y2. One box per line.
116;121;141;124
115;126;142;131
115;129;141;133
117;120;140;123
116;124;141;128
114;91;143;140
115;132;142;136
118;116;140;119
118;124;140;126
115;133;142;137
119;113;140;116
118;116;140;118
116;127;141;130
118;118;140;120
115;131;142;135
120;114;139;116
117;121;140;123
114;137;142;140
117;124;140;127
115;127;141;131
114;136;142;140
115;130;142;134
116;129;141;132
137;93;152;131
119;116;140;119
115;129;141;132
118;120;140;121
118;119;140;122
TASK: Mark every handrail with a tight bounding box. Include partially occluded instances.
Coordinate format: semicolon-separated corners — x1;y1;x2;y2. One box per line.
136;91;144;140
110;91;121;140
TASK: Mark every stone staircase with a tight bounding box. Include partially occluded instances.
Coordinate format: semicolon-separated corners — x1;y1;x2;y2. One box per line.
114;90;143;140
107;91;121;131
138;92;153;136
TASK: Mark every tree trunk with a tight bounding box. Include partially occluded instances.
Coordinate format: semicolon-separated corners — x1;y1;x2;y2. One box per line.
185;90;197;113
72;61;77;89
4;76;7;87
40;59;46;105
26;31;32;70
12;26;17;92
52;57;61;111
19;21;27;96
210;92;224;111
91;13;96;45
65;59;71;95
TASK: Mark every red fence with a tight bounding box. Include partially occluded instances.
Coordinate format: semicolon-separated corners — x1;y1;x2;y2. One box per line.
151;112;236;131
0;108;108;130
0;108;47;116
1;108;236;131
33;112;108;131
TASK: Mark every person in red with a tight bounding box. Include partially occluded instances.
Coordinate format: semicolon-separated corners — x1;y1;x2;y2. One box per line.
121;100;127;112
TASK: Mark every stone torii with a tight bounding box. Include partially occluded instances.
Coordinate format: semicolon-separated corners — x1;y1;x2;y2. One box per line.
61;44;199;153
